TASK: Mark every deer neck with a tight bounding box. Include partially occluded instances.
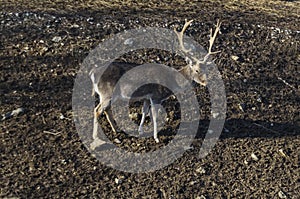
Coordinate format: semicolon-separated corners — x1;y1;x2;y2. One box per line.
179;65;194;80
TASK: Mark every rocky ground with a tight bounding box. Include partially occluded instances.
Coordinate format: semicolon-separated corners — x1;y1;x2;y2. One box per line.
0;0;299;198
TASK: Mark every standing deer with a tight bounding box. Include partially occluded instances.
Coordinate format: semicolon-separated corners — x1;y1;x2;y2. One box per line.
90;20;221;149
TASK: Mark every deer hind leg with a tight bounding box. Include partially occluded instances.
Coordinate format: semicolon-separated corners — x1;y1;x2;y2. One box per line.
150;98;159;143
93;101;102;140
93;98;118;137
138;100;150;136
104;108;118;133
91;98;115;150
91;100;107;150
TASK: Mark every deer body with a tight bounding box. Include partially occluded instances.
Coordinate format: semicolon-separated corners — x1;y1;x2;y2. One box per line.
90;20;221;149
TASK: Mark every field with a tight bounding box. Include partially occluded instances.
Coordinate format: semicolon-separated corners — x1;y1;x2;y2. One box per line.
1;0;299;198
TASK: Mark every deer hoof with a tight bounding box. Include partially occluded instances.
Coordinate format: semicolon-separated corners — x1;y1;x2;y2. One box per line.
90;137;106;150
138;127;144;135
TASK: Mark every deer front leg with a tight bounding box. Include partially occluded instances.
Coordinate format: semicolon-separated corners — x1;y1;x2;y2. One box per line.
150;98;159;143
139;100;150;136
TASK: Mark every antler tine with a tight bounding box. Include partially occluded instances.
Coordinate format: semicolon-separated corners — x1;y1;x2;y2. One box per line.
208;19;221;54
174;19;194;53
201;19;222;63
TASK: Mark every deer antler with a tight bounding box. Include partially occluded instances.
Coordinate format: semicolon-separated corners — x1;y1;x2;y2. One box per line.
174;19;194;53
175;19;221;86
175;19;221;66
200;19;222;64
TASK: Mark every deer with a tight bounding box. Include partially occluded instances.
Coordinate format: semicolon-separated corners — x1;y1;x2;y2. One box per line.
89;20;221;150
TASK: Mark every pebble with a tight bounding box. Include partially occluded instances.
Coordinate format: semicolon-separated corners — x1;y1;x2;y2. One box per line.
129;112;138;120
115;178;122;184
278;149;287;158
59;113;65;120
231;55;239;61
114;138;121;144
52;36;62;42
251;153;259;161
207;129;214;134
278;190;287;199
124;38;133;45
212;112;219;118
195;195;206;199
1;107;25;121
224;128;230;133
196;166;206;174
257;97;262;103
189;181;197;185
238;103;245;112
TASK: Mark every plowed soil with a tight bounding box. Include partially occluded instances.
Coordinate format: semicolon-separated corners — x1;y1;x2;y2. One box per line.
1;0;299;198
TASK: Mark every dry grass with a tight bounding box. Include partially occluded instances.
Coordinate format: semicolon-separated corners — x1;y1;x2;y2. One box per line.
1;0;299;18
218;0;299;18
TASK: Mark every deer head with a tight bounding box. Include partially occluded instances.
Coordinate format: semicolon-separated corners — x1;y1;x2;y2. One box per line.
174;19;221;86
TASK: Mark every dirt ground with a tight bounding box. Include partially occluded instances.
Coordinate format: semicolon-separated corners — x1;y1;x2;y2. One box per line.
1;0;299;198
